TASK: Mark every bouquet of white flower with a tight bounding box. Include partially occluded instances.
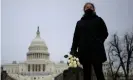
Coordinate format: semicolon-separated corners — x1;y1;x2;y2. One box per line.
64;54;81;68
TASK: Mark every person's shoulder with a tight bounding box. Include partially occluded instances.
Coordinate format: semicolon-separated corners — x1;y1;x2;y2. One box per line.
97;16;107;25
97;16;104;22
77;19;85;24
76;20;82;25
77;19;82;23
77;20;80;23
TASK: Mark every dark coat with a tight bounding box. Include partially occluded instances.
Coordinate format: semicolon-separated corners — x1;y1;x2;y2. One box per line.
71;13;108;64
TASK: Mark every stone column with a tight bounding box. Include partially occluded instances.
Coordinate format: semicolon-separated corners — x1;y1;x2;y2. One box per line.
36;54;37;59
41;53;42;58
31;54;32;59
43;64;44;71
30;64;31;72
41;64;43;72
30;64;32;72
33;53;35;58
29;54;30;59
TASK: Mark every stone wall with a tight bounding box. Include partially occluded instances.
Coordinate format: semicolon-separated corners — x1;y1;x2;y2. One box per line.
55;67;83;80
55;66;97;80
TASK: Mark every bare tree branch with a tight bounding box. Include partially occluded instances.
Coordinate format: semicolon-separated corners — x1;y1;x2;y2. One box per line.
108;33;133;80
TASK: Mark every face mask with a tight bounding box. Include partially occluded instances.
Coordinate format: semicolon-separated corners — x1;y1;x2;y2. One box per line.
84;9;94;15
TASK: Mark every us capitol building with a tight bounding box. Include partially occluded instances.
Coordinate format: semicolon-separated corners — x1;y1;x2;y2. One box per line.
2;27;68;80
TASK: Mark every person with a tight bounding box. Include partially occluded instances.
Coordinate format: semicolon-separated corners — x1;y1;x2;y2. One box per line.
70;2;108;80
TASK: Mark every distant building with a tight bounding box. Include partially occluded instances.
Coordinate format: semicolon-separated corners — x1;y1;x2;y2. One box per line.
2;27;68;80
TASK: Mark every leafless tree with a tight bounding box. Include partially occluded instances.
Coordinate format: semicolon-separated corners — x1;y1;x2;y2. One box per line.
107;45;121;80
107;32;133;80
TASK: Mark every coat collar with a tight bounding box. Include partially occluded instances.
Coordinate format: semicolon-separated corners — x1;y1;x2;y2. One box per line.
81;13;98;20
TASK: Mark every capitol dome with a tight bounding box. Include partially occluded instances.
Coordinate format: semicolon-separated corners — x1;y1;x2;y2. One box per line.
29;28;47;49
27;27;49;60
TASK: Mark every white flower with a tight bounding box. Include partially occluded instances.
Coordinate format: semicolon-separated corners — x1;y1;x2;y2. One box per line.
66;54;81;68
74;57;76;60
76;58;79;61
72;57;75;60
70;58;74;62
67;60;70;63
77;62;80;66
68;63;73;67
73;61;77;64
73;64;77;68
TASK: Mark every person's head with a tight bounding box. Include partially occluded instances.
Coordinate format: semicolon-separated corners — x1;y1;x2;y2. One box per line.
83;2;95;13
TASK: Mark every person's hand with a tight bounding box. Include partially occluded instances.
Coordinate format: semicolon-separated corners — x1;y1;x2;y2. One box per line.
70;50;75;55
70;50;77;57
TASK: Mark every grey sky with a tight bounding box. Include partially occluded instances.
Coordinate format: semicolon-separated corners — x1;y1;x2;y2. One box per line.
1;0;133;64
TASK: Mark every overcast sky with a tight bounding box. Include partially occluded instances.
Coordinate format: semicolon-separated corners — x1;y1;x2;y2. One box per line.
1;0;133;64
